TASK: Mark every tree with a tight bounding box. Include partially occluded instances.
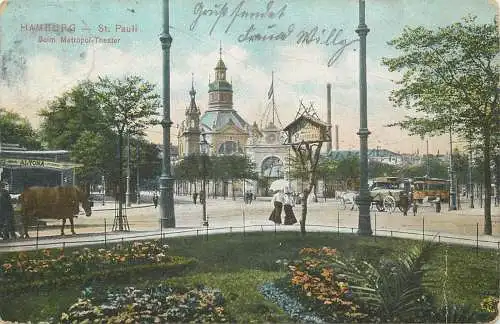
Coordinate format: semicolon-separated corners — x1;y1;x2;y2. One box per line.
0;108;41;149
291;141;323;235
399;156;448;179
334;153;360;190
368;160;399;179
94;75;160;229
40;80;105;149
70;131;109;184
382;16;498;234
39;78;161;196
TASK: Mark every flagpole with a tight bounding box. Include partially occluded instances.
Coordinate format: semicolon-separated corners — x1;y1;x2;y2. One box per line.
271;71;275;125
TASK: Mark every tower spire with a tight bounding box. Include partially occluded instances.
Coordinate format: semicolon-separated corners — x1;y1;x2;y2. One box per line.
189;72;196;98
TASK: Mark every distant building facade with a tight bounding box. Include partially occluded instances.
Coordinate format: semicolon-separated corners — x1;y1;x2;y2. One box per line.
176;47;293;196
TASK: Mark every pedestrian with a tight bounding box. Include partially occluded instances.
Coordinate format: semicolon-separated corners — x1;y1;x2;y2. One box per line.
199;190;205;204
399;192;409;216
435;197;441;213
412;202;418;216
152;193;158;208
283;191;297;225
0;181;16;240
269;190;284;224
192;191;198;205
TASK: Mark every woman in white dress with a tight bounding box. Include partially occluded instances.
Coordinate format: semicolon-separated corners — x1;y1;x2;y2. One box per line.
269;190;284;224
283;191;297;225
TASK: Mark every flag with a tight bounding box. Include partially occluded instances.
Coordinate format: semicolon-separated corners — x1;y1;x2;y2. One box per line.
268;80;273;100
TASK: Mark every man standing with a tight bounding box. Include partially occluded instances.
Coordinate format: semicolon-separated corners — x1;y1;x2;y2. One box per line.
199;189;205;205
0;181;16;239
152;192;159;208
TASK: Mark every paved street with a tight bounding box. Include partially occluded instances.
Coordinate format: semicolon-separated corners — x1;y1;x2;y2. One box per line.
2;195;499;251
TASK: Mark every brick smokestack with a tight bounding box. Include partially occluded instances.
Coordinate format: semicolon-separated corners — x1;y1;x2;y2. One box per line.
335;124;339;150
326;83;332;152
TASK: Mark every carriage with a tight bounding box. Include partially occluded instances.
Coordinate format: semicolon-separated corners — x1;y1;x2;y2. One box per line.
368;177;410;212
340;177;410;213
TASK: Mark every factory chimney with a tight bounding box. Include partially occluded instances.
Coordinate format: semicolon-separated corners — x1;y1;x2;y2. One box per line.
326;83;332;152
335;125;339;150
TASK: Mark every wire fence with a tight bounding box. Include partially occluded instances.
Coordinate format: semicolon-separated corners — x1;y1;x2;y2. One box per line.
1;216;500;253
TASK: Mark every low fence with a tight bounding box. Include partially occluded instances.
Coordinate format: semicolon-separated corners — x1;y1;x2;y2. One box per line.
1;218;500;253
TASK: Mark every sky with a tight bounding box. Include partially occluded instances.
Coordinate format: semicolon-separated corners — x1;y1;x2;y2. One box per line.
0;0;497;154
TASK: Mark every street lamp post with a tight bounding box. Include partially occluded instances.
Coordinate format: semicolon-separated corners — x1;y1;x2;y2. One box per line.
356;0;372;235
200;132;209;227
449;127;457;210
469;139;474;208
159;0;175;228
126;133;131;207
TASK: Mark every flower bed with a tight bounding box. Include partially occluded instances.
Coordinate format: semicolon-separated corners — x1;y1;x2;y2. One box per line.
277;247;368;323
56;285;230;323
0;240;196;294
269;245;497;323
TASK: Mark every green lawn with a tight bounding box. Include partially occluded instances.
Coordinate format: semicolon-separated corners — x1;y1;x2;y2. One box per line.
1;232;498;322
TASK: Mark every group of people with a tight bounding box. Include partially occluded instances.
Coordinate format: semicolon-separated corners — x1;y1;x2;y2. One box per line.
191;191;206;205
269;189;297;225
0;181;16;240
244;191;255;204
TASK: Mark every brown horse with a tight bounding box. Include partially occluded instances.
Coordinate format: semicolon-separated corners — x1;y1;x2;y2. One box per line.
19;186;92;237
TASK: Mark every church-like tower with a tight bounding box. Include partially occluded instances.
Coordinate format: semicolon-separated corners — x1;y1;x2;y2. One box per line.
181;76;201;156
208;47;233;110
199;44;250;156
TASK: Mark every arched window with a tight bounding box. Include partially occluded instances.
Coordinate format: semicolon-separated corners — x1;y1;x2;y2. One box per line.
218;141;243;155
261;156;284;178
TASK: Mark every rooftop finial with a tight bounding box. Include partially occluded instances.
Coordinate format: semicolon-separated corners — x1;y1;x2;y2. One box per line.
219;40;222;59
189;72;196;98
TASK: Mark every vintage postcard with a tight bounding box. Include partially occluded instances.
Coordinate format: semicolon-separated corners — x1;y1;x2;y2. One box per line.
0;0;499;322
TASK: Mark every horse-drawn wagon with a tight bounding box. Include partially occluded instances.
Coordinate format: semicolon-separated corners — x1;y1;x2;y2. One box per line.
340;177;411;213
369;177;410;212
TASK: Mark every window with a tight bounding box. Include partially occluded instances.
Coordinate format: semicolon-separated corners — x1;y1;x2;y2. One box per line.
217;141;243;155
261;156;284;178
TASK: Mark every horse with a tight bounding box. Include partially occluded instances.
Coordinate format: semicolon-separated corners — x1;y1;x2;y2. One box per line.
19;186;92;238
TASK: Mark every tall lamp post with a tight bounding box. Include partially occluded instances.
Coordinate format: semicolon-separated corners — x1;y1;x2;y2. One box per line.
449;127;457;210
200;132;209;227
356;0;372;235
159;0;175;228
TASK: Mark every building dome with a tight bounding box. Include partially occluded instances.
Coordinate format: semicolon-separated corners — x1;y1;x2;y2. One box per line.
215;58;226;70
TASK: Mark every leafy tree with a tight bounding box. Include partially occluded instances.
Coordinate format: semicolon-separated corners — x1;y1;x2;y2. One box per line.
291;141;323;235
334;153;360;190
382;16;498;234
317;158;338;197
39;78;161;195
70;131;109;184
399;156;448;179
94;75;160;228
368;160;399;179
40;80;104;149
0;108;41;149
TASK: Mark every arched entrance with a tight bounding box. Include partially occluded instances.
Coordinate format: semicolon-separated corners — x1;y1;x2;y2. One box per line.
260;156;284;195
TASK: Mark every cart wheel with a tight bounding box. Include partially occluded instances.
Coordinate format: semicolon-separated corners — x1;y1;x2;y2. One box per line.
383;196;396;213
